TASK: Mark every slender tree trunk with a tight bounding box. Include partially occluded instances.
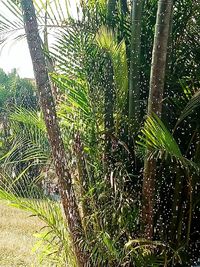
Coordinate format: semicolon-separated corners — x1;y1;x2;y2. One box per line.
20;1;87;265
142;0;173;239
43;0;59;103
103;56;114;170
129;0;143;130
107;0;117;28
2;113;9;146
105;2;116;170
120;0;129;14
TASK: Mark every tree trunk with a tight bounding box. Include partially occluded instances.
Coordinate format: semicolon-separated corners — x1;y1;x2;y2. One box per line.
103;56;115;171
107;0;117;28
141;0;173;239
105;2;116;170
129;0;143;131
20;0;87;265
120;0;129;14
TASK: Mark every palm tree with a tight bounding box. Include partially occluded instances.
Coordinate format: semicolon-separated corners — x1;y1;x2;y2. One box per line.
20;0;87;265
141;0;173;239
107;0;117;27
1;0;200;264
129;0;144;130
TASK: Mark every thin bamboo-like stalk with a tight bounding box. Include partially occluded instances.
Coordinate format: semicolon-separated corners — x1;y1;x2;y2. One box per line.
186;173;192;247
142;0;173;239
129;0;143;131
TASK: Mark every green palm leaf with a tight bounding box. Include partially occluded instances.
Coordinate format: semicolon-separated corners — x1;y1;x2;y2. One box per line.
0;170;77;266
0;0;77;48
9;106;46;132
137;114;200;174
1;107;49;169
96;26;128;105
177;90;200;125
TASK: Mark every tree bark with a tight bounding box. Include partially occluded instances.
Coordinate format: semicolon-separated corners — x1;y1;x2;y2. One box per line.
107;0;117;28
129;0;143;131
142;0;173;239
103;55;115;171
105;2;116;170
120;0;129;14
20;0;87;265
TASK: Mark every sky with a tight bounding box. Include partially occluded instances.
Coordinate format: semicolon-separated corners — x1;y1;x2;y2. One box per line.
0;0;79;78
0;41;34;78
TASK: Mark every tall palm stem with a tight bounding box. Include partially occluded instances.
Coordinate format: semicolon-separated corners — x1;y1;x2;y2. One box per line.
142;0;173;239
129;0;143;131
107;0;117;28
20;0;87;265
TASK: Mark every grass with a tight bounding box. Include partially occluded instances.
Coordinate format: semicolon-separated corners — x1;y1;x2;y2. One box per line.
0;201;44;267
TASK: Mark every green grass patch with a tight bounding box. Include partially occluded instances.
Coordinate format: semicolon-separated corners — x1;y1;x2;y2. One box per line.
0;201;45;267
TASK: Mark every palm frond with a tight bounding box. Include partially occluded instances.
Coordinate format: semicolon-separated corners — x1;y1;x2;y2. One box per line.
0;171;77;266
137;114;200;174
9;106;46;132
0;0;24;47
177;90;200;125
51;73;92;117
1;107;49;170
0;0;77;49
50;23;93;79
96;26;128;98
96;26;128;130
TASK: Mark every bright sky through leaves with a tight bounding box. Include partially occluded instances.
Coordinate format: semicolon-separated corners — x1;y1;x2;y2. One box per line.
0;0;78;78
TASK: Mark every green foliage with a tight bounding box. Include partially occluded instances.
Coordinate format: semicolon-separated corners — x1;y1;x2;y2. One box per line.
177;90;200;125
0;176;77;266
0;0;200;266
96;26;128;126
137;114;200;174
138;114;182;159
10;107;46;132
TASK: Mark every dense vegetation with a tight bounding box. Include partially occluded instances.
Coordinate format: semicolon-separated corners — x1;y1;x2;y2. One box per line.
0;0;200;266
